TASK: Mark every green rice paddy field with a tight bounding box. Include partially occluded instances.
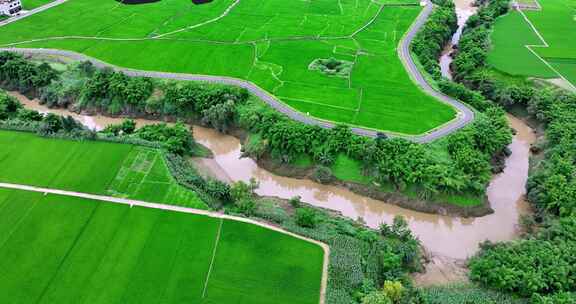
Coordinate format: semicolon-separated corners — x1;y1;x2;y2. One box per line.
488;0;576;86
0;0;456;135
0;130;205;209
0;188;324;304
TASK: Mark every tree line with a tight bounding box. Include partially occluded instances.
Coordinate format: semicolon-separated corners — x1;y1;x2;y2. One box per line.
0;50;514;204
446;0;576;301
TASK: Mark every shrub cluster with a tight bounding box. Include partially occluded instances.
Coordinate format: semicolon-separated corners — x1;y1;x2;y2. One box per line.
238;98;510;196
411;0;458;80
0;52;58;97
0;90;91;138
449;0;576;300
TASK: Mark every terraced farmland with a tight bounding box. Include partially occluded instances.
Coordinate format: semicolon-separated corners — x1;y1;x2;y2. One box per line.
0;130;205;208
488;0;576;87
0;0;457;134
0;188;324;304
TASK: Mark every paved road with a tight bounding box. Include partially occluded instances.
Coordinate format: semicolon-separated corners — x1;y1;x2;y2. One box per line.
0;182;329;303
0;0;68;27
0;0;475;143
397;0;475;142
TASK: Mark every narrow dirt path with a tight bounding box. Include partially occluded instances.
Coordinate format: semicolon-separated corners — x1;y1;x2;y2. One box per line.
0;182;329;304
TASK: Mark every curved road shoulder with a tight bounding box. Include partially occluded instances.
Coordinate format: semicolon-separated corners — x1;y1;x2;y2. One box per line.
397;0;475;143
0;182;330;304
0;0;474;143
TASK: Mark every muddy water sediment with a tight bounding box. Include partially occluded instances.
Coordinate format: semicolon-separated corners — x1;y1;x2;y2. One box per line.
439;0;478;79
12;92;534;260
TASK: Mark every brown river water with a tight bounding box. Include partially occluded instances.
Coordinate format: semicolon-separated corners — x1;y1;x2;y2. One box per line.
12;92;533;260
439;0;478;79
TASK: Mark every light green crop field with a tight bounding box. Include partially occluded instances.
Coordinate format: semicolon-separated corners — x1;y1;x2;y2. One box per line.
0;0;457;135
0;188;324;304
0;130;205;208
488;0;576;86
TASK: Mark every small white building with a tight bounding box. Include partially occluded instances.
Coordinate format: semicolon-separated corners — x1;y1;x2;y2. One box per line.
0;0;22;16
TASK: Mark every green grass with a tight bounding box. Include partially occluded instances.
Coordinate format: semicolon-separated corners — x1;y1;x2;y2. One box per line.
0;188;324;304
488;0;576;86
0;0;456;135
330;153;370;184
0;130;205;208
21;0;54;10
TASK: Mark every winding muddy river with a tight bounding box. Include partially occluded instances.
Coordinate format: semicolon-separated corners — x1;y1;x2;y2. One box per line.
13;92;533;260
439;0;478;79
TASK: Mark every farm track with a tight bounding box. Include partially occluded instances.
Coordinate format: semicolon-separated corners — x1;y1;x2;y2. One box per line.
0;0;475;142
0;182;329;304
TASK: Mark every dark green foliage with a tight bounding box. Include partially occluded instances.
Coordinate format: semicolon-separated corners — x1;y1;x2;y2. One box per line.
163;153;230;208
470;218;576;298
102;119;136;136
16;108;43;122
201;99;236;133
2;53;512;204
157;81;249;117
289;195;303;208
309;57;354;77
0;91;22;119
295;208;319;228
132;122;194;155
412;0;457;80
451;0;510;85
80;68;154;114
0;52;58;96
453;0;576;299
312;165;334;184
438;80;492;111
229;179;258;215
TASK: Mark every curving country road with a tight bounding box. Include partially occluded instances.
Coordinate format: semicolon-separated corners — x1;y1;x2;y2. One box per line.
0;0;474;143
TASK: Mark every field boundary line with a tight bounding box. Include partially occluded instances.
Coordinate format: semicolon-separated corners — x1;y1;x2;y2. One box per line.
153;0;241;39
202;218;223;298
279;97;358;112
516;8;576;91
0;182;329;304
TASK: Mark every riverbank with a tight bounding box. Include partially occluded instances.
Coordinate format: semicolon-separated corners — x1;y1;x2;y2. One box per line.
10;91;533;259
